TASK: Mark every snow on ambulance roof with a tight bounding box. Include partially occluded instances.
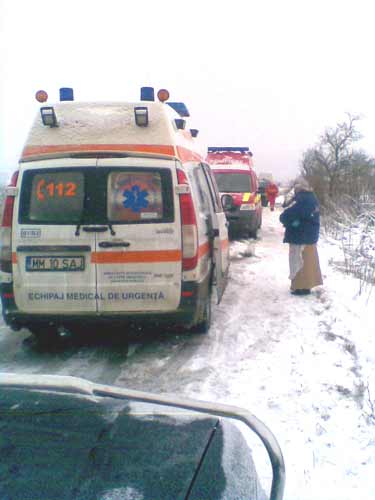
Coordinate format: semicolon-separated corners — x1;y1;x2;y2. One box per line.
21;101;204;162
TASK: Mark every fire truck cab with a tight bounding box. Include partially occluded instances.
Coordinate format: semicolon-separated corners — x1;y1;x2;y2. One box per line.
207;147;262;239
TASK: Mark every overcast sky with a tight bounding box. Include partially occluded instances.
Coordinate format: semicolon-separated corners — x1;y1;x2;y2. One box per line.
1;0;375;181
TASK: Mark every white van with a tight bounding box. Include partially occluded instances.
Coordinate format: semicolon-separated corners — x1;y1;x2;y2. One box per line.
0;87;229;339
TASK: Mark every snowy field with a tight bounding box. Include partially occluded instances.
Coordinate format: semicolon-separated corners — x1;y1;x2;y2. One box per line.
0;208;374;499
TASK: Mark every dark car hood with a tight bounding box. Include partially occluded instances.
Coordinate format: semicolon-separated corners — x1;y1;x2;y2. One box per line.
0;387;219;500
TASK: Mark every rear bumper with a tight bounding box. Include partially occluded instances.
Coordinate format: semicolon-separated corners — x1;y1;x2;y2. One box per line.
1;277;211;331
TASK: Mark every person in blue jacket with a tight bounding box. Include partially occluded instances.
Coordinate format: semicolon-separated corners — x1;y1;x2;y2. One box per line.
279;181;323;295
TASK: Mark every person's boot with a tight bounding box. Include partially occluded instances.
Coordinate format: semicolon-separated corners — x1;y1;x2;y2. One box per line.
291;289;311;295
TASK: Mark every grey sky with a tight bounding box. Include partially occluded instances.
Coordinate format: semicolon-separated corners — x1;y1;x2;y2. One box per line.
1;0;375;182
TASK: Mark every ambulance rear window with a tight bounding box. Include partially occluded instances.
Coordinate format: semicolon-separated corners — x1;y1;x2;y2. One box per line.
21;171;84;223
214;172;253;193
107;170;172;223
19;167;173;225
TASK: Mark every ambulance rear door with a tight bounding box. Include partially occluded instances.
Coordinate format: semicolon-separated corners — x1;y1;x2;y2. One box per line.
95;157;182;313
13;160;97;314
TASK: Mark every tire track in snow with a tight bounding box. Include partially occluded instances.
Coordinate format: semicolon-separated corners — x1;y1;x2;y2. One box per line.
113;332;211;393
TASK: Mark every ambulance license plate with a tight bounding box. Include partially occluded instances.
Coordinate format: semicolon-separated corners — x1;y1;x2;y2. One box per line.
25;256;85;272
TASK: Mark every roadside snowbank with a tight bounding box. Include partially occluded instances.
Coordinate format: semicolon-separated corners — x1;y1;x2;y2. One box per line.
183;209;375;500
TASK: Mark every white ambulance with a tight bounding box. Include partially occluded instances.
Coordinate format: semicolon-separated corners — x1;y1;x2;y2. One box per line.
0;87;229;339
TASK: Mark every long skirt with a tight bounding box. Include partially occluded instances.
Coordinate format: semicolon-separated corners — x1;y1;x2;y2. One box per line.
289;244;323;291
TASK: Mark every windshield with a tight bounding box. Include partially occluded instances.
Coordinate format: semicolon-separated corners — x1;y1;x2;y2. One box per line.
213;172;253;193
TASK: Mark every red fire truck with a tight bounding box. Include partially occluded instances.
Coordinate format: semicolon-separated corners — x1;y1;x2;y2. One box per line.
207;147;262;239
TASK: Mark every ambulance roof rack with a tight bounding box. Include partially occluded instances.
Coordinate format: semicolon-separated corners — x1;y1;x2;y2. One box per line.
167;102;190;117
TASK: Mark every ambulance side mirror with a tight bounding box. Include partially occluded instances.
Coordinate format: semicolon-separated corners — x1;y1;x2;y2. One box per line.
221;194;234;211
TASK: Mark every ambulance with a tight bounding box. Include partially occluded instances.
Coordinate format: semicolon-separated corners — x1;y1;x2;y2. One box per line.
207;147;262;238
0;87;229;339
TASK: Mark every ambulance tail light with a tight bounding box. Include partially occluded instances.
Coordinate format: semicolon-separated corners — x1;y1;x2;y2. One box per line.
177;169;198;271
0;171;19;273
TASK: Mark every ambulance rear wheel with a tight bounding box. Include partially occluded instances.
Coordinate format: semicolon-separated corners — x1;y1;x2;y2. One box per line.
31;326;59;346
195;293;212;334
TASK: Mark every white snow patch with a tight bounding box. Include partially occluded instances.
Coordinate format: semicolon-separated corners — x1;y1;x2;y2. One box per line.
179;209;375;500
1;208;374;500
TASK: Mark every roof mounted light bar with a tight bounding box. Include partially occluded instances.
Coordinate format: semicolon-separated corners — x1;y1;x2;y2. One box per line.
140;87;155;101
59;87;74;101
175;118;186;130
167;102;190;117
208;146;250;153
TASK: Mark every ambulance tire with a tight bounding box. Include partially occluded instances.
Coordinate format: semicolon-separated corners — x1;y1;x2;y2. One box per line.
194;292;212;334
31;326;59;346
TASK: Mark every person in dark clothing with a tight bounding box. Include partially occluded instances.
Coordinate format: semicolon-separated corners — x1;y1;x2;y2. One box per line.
279;181;323;295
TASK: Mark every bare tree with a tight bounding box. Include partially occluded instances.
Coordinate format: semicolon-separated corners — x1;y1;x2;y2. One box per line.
315;113;362;198
299;114;375;208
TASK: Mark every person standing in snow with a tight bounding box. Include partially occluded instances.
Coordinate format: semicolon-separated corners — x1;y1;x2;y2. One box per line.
265;182;279;211
279;181;323;295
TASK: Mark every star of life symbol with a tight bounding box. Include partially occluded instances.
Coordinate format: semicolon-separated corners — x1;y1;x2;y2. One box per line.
123;185;149;212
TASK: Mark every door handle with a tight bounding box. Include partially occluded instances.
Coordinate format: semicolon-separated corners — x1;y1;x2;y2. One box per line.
82;226;108;233
206;228;220;238
98;241;131;248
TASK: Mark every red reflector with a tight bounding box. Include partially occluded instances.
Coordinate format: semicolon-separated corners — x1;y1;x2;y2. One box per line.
177;168;188;184
9;171;19;187
177;168;198;271
177;169;197;225
2;197;15;227
179;193;197;225
181;291;193;297
2;293;14;299
1;171;19;228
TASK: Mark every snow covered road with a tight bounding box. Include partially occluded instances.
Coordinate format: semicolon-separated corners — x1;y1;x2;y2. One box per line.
0;208;374;499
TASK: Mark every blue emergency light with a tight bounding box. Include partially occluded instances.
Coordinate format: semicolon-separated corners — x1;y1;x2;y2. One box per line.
208;147;250;153
167;102;190;117
140;87;155;101
175;119;186;130
59;87;74;101
190;129;199;137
